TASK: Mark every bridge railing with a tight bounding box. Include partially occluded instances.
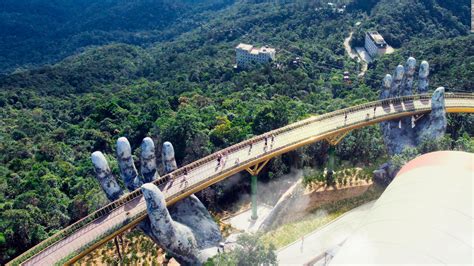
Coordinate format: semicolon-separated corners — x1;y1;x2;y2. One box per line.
9;93;473;265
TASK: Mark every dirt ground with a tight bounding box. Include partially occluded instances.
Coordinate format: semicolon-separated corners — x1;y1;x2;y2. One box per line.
304;181;372;211
77;232;179;266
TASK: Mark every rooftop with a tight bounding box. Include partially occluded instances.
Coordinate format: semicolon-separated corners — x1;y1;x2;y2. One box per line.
236;43;275;54
236;43;253;51
367;31;387;47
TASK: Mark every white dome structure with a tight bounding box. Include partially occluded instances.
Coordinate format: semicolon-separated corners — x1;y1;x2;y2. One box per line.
330;151;473;265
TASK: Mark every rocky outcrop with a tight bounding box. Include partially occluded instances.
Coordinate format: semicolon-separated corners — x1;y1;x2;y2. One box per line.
373;162;398;186
92;137;222;265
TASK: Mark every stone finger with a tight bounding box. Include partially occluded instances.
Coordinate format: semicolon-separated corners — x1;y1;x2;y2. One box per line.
91;151;123;201
117;137;142;191
390;64;405;97
418;60;429;93
141;137;159;183
401;57;416;96
416;87;447;143
380;74;392;99
429;87;447;124
162;141;178;173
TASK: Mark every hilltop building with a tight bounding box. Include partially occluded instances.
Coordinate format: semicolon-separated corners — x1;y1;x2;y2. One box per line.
365;31;387;57
235;43;275;68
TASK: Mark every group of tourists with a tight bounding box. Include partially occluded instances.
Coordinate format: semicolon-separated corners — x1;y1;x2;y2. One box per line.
216;151;228;170
214;133;277;172
165;167;190;191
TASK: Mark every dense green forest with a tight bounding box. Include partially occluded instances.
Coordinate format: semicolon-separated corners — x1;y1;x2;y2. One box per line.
0;0;472;263
0;0;235;73
349;0;471;47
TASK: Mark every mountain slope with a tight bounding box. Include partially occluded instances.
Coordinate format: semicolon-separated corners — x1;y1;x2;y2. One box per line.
1;44;154;94
0;0;234;73
350;0;470;47
366;34;474;92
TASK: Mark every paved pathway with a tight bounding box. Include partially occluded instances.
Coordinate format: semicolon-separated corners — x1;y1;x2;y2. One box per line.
277;201;375;265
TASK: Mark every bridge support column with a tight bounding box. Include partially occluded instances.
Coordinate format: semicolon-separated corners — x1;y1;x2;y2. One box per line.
246;160;270;221
328;146;335;174
327;146;336;185
114;236;122;261
325;132;350;185
251;175;258;220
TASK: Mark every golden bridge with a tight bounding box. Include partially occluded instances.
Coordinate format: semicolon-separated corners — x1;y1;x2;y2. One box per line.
8;93;474;265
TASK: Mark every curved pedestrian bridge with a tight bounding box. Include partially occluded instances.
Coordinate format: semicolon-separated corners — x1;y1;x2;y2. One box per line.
8;93;474;265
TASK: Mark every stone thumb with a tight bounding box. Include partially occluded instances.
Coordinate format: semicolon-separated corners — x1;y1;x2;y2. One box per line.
417;87;447;143
141;183;178;247
141;183;197;254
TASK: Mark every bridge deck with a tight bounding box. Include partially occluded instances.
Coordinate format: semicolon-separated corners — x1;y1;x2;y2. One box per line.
8;93;474;265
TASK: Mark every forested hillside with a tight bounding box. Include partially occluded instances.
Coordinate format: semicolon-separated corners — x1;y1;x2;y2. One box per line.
0;0;472;263
349;0;470;47
367;34;474;92
0;0;234;73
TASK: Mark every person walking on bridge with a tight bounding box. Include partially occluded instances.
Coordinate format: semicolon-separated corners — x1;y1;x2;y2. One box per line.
270;134;275;149
165;173;174;190
181;168;189;188
216;153;223;171
264;136;268;152
222;151;228;167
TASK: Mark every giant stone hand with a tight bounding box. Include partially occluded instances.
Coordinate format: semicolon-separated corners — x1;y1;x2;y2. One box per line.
380;57;447;155
91;137;222;265
376;57;447;182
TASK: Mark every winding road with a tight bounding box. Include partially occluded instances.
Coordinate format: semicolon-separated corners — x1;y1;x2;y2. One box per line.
343;31;368;77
